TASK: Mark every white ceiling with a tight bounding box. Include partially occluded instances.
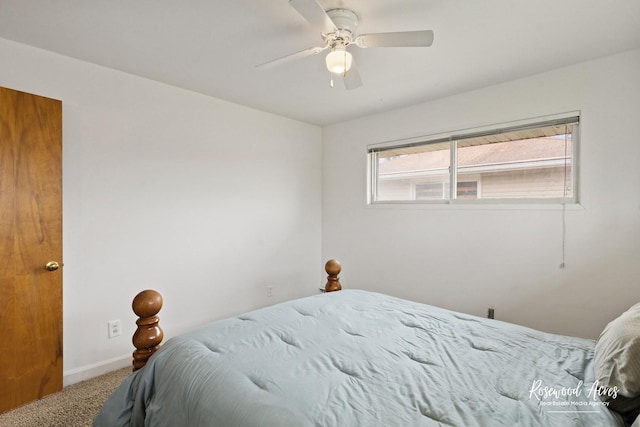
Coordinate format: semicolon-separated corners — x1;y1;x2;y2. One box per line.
1;0;639;125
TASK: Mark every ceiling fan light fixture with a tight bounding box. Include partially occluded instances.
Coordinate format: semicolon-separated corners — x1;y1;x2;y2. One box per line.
326;48;352;74
260;2;435;90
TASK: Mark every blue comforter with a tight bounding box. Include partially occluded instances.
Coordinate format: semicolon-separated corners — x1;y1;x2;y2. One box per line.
94;290;624;426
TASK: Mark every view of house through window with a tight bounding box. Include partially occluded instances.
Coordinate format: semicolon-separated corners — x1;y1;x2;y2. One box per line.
369;115;579;204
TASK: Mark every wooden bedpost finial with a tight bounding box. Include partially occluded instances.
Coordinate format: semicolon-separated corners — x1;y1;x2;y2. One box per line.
324;259;342;292
131;289;164;372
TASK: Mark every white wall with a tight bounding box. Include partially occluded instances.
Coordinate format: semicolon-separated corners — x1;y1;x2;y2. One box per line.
322;49;640;340
0;38;322;384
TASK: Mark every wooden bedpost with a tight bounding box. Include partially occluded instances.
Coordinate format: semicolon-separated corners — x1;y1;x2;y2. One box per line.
131;289;164;371
324;259;342;292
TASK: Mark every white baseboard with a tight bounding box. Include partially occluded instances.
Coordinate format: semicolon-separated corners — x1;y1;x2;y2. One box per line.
63;353;131;387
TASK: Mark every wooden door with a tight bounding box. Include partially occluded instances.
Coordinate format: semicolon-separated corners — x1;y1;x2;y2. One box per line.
0;86;63;413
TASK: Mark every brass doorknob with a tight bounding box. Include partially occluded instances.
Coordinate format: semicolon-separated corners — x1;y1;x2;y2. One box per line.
45;261;60;271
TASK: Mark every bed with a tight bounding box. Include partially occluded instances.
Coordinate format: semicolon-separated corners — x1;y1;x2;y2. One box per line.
94;260;640;427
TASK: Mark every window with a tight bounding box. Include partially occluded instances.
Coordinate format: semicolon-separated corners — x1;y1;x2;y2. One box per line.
368;114;579;204
415;182;478;200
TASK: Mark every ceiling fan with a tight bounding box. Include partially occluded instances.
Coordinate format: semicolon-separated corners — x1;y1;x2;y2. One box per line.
257;0;434;90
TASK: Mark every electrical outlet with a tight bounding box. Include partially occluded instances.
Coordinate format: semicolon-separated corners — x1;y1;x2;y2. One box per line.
267;286;273;298
108;320;121;338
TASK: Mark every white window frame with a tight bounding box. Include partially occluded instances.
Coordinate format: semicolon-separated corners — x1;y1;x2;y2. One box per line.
367;112;580;206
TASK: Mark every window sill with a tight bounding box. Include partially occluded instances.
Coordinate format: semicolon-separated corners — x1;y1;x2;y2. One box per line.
366;200;584;211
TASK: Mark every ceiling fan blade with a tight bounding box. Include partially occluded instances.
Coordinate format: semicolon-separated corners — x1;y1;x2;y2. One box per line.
256;45;327;70
289;0;336;33
355;30;434;48
343;59;363;90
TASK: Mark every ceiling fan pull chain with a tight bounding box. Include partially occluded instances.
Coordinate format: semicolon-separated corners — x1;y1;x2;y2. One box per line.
343;50;347;77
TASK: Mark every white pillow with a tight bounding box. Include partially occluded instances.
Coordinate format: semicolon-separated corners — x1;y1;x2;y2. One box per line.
595;302;640;413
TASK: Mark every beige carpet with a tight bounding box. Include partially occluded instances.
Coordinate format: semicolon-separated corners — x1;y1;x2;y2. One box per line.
0;367;131;427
